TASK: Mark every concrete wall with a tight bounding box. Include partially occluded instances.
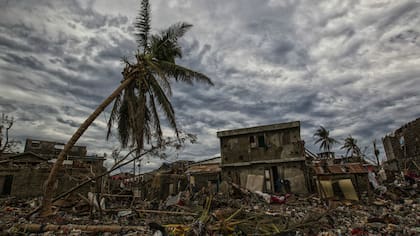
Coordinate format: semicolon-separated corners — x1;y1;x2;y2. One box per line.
25;139;87;159
0;167;97;198
395;118;420;159
220;126;303;164
150;174;187;200
382;135;402;160
222;162;307;194
191;173;220;192
383;117;420;160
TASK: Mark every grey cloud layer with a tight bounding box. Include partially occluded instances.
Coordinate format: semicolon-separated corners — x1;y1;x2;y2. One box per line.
1;0;419;170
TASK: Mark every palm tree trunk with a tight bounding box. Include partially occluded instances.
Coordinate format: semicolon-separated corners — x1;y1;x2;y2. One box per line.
40;76;136;217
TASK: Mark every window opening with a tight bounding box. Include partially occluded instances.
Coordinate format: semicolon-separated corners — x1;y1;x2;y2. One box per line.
249;136;257;148
258;135;266;147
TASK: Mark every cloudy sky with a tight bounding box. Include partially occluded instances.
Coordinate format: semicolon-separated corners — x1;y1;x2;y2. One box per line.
1;0;419;172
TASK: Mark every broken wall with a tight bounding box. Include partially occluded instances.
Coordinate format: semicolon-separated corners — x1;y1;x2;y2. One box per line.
150;174;187;200
383;117;420;160
24;139;87;159
190;173;220;192
0;167;97;197
222;162;308;194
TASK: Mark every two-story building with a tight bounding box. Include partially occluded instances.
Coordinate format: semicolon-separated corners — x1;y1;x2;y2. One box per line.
217;121;309;194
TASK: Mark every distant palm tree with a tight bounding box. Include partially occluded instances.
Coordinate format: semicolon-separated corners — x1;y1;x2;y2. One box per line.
341;135;361;161
40;0;212;216
314;126;338;153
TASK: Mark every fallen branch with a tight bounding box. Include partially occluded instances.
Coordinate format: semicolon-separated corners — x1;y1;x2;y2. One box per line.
13;223;146;233
26;148;151;218
104;208;198;216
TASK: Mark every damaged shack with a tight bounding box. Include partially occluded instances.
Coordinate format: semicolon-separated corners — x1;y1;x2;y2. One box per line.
0;138;105;197
185;156;221;193
312;162;370;201
217;121;309;194
126;161;193;200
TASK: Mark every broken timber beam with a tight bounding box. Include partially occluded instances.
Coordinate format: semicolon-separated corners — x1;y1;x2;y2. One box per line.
104;209;198;216
14;223;146;233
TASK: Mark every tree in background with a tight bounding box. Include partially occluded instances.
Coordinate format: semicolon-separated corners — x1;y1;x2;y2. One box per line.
341;135;361;162
0;113;20;156
314;126;339;153
40;0;212;216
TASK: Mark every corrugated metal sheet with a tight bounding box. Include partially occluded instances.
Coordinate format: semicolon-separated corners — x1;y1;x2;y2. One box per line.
185;164;221;174
313;163;368;175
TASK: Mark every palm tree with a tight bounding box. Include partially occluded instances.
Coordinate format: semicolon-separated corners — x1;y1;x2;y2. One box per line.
40;0;213;216
341;135;361;162
314;126;338;153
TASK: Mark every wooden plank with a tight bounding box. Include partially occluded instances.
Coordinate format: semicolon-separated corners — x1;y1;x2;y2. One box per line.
15;223;146;233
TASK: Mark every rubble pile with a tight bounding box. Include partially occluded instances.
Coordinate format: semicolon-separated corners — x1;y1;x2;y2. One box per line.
0;178;419;236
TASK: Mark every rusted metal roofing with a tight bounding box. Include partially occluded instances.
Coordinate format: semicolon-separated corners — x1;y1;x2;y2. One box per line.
217;121;300;137
185;164;221;174
313;163;368;175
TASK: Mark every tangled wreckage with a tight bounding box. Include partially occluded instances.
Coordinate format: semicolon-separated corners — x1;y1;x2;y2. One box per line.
0;119;419;235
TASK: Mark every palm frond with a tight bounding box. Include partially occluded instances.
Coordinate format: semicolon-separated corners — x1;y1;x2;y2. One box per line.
125;84;138;148
148;93;163;145
314;138;323;144
150;22;193;61
150;36;181;62
148;74;179;138
117;99;130;148
135;0;151;51
162;22;193;42
143;106;152;145
106;92;122;140
145;59;173;96
158;60;214;85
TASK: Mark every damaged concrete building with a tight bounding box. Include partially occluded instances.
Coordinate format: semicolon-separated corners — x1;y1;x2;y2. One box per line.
0;138;105;197
185;156;221;193
382;117;420;172
217;121;309;194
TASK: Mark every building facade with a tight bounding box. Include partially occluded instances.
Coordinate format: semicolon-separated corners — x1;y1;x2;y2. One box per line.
0;139;105;197
382;117;420;170
217;121;309;194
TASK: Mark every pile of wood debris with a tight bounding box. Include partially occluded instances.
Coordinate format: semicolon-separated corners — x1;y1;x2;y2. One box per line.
0;180;419;235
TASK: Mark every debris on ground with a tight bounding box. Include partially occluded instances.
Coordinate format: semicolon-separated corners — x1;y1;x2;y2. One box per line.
0;177;419;235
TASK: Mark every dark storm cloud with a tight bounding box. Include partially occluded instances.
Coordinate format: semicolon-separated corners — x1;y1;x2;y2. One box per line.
56;117;80;128
1;0;419;168
0;0;129;154
0;54;45;71
0;33;32;52
375;1;420;31
0;96;17;113
97;37;136;62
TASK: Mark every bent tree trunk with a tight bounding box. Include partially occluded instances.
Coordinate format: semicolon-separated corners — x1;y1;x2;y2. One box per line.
40;76;136;217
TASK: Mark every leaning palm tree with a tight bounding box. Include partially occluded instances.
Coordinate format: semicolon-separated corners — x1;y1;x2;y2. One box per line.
341;135;361;162
106;1;212;151
40;0;212;216
314;126;338;153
